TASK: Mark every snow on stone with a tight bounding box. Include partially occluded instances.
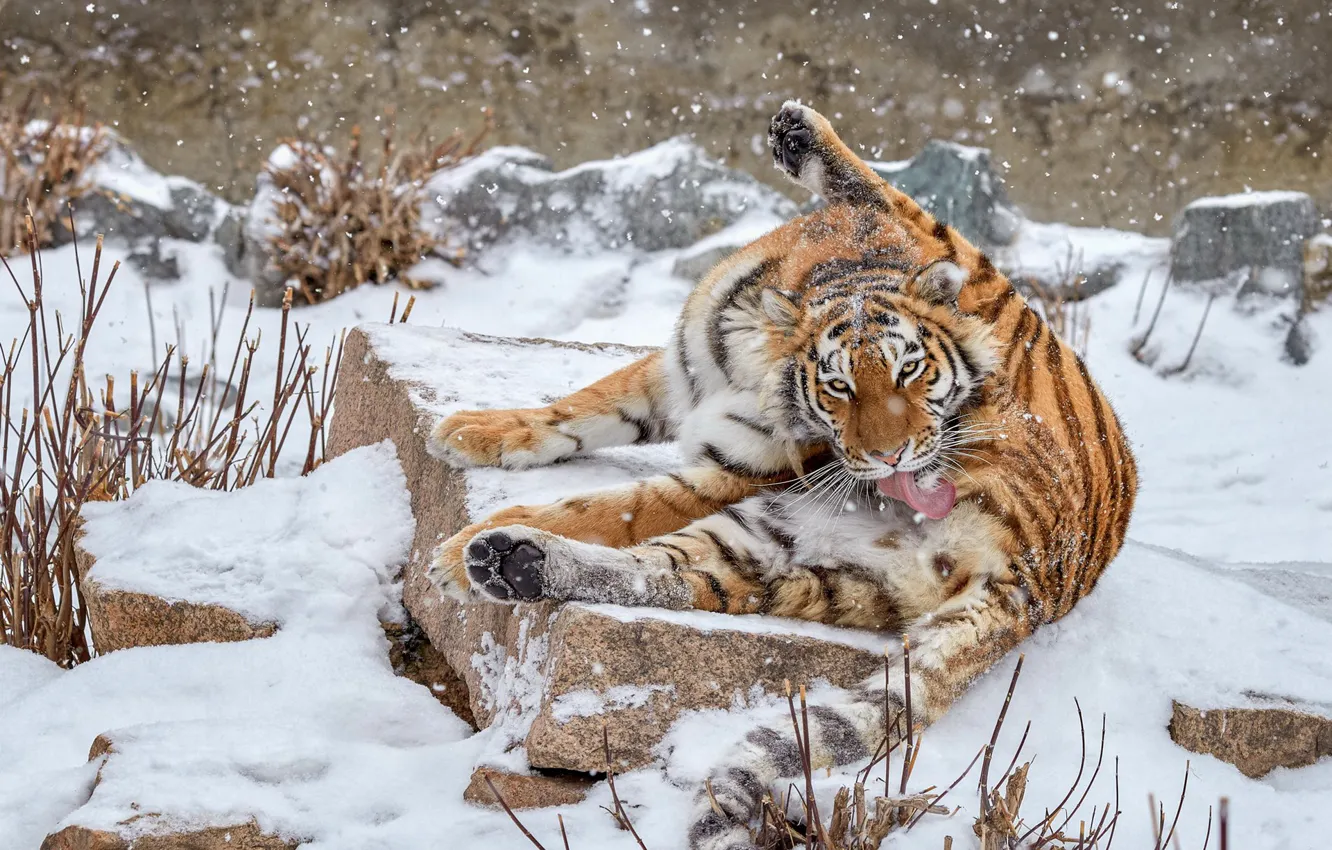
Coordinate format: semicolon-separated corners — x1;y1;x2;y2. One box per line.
0;445;483;849
85;135;177;209
551;683;676;722
470;614;551;772
79;441;414;628
584;603;896;654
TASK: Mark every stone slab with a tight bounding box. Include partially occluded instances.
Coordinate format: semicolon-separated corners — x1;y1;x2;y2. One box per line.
73;536;276;653
326;324;889;771
1169;699;1332;778
463;767;596;810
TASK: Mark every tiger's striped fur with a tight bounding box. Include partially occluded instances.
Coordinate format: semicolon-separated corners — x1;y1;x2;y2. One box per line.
428;102;1137;849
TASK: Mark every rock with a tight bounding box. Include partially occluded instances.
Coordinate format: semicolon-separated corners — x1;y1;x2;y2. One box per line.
423;139;798;259
47;136;229;281
1168;700;1332;778
671;243;737;283
327;324;888;772
43;731;296;850
525;604;883;772
872;141;1022;248
463;767;596;810
41;821;295;850
1170;191;1319;296
71;533;277;653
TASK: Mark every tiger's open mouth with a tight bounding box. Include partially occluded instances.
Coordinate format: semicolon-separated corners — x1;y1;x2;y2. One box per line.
874;470;956;519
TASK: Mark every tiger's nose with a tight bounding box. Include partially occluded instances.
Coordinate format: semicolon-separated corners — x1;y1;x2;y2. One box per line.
870;446;905;465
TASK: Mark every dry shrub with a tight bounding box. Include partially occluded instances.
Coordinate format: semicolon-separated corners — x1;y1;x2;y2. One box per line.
0;219;404;666
266;111;491;305
0;93;108;256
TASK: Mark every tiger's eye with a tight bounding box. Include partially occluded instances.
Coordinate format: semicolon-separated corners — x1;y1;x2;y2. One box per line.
900;361;919;376
827;378;851;394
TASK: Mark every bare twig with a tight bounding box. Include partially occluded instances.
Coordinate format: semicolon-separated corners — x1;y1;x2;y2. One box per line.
1162;295;1215;376
602;723;649;850
1131;272;1172;359
483;774;550;850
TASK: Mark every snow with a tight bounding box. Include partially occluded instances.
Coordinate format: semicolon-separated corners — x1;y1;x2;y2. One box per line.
2;143;1331;849
469;614;552;773
85;137;178;209
585;603;899;654
80;442;414;628
1184;189;1312;210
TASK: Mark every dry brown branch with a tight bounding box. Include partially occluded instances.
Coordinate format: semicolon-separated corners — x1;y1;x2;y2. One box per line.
602;723;650;849
1131;272;1173;360
1161;295;1215;377
0;224;366;666
265;110;491;304
1;92;108;255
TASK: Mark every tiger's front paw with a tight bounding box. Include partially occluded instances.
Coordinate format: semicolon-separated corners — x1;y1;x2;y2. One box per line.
465;527;551;603
428;407;578;470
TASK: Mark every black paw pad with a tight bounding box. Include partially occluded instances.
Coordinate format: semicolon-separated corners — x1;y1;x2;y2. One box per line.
769;106;815;175
464;531;546;602
501;543;545;601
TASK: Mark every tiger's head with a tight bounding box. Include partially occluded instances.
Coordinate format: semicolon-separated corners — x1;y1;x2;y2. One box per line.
761;260;998;518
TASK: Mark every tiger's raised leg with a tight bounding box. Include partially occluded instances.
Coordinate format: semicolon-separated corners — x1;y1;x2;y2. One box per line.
430;351;674;470
768;99;1014;325
769;100;934;218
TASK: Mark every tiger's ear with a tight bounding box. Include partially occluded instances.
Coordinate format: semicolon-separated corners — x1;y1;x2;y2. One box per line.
909;260;968;306
761;288;801;330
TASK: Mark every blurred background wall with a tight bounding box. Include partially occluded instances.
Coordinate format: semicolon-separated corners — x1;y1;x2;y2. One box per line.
2;0;1328;233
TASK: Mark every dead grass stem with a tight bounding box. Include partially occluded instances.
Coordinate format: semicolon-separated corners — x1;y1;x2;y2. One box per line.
0;216;384;666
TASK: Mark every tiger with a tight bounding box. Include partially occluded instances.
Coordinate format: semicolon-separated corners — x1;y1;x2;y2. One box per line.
427;101;1137;849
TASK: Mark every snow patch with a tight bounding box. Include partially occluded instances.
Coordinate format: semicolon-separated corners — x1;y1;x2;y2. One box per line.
551;684;676;722
79;442;414;629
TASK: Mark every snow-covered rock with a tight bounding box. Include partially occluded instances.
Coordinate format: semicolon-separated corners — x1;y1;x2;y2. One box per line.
1170;190;1319;297
77;443;413;646
327;324;887;773
43;818;294;850
423;139;799;259
869;140;1022;248
54;135;231;281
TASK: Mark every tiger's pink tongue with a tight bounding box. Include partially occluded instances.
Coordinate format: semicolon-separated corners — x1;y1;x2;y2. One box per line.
875;472;956;519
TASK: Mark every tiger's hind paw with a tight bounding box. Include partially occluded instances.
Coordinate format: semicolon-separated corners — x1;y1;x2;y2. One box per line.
465;527;550;602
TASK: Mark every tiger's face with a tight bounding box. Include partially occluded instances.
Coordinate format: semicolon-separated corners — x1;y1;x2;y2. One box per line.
764;261;998;484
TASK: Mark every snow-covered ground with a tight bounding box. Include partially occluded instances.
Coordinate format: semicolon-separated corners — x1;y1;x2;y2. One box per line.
2;161;1331;848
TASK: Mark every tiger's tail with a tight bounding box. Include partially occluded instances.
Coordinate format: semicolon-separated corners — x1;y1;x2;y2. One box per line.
688;687;895;850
